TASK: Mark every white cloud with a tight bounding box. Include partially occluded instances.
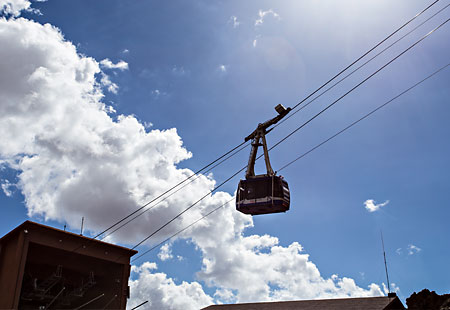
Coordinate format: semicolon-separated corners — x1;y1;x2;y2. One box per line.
129;262;213;310
143;121;153;129
0;17;195;235
364;199;389;212
214;288;235;303
192;225;384;303
122;48;130;54
0;0;31;16
0;15;388;308
229;16;240;28
396;248;402;255
158;243;173;261
100;72;119;93
255;9;280;26
100;58;129;71
407;244;421;255
382;282;400;294
1;179;14;196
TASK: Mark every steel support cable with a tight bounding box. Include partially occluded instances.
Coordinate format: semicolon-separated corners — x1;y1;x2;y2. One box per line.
278;63;450;172
129;167;246;251
98;6;443;240
285;0;440;113
274;2;450;130
68;140;248;254
131;198;235;263
84;1;442;243
268;19;449;154
126;20;447;254
131;62;449;264
91;140;248;240
100;142;249;240
99;4;449;240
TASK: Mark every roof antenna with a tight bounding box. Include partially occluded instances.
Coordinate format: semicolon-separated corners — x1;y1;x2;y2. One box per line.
80;216;84;236
381;230;395;297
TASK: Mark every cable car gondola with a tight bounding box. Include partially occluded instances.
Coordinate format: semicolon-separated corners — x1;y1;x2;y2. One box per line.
236;104;291;216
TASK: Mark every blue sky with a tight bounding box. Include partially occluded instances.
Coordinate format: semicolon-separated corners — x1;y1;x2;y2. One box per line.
0;0;449;308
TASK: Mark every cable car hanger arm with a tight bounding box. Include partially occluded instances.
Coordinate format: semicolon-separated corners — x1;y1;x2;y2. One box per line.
244;104;291;179
244;104;292;142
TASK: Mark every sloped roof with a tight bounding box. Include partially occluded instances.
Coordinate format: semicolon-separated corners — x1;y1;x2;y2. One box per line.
202;296;405;310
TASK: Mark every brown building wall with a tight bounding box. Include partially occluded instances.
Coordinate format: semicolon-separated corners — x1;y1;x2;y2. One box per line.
0;221;137;309
0;228;28;308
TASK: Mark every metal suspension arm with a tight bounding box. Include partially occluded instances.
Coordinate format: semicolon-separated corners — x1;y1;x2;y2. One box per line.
245;104;291;142
244;104;291;179
245;135;261;178
261;134;274;176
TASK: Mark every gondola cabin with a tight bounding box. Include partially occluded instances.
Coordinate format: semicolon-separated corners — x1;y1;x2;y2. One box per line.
236;103;292;216
236;175;290;215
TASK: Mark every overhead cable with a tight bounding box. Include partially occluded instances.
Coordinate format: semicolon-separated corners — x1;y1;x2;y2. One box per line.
129;167;246;251
100;142;249;240
92;140;248;240
269;18;449;152
275;2;450;129
131;198;235;263
132;62;449;263
289;0;441;112
278;63;450;172
127;20;448;253
92;0;442;242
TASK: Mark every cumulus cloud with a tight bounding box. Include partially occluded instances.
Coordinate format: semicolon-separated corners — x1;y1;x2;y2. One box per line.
100;72;119;93
129;262;213;310
0;17;196;237
158;243;173;261
382;282;400;294
0;15;387;308
0;0;31;16
255;9;280;26
1;179;14;196
100;58;129;71
190;219;384;302
364;199;389;212
218;64;227;73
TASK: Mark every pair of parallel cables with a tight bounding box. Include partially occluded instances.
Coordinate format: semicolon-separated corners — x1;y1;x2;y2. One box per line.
132;43;450;263
71;0;449;260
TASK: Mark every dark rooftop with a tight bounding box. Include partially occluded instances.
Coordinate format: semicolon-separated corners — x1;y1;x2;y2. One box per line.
202;296;405;310
0;220;137;254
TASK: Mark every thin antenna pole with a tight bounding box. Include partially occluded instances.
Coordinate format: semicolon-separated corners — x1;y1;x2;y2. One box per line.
381;231;391;293
81;217;84;236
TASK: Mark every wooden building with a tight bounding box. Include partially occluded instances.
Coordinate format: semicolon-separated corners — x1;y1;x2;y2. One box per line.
0;220;137;309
